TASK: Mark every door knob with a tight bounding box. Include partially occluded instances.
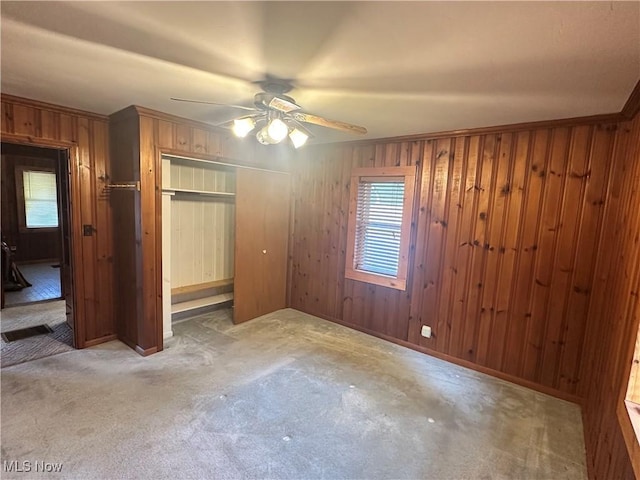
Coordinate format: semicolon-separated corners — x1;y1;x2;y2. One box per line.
262;249;267;254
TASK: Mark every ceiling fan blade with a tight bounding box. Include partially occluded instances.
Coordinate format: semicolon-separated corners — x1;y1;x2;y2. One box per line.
170;97;258;112
268;96;302;113
291;112;367;135
287;118;315;138
253;92;301;113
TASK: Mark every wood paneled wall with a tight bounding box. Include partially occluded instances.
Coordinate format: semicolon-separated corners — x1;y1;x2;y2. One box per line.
1;95;114;347
136;106;292;173
579;112;640;479
109;112;142;352
290;120;620;399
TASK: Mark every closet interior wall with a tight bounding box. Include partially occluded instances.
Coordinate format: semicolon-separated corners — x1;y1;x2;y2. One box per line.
167;158;235;290
162;155;236;337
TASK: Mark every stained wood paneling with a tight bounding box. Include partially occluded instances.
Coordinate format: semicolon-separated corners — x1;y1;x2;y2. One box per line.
580;113;640;479
290;121;619;399
109;112;141;351
1;95;114;347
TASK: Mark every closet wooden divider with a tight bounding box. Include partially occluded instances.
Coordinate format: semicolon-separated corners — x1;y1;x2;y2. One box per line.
109;105;292;354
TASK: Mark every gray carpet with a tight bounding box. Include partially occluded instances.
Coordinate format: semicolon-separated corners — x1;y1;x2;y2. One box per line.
0;308;587;479
1;300;73;368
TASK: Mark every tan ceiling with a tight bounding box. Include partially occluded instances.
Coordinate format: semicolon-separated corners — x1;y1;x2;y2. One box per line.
2;1;639;144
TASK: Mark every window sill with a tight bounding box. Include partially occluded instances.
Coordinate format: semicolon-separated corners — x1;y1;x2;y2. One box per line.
345;268;406;291
617;399;640;477
18;227;59;234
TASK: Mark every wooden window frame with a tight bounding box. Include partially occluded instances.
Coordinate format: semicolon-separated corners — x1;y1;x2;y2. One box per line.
15;165;59;233
345;166;416;291
618;316;640;477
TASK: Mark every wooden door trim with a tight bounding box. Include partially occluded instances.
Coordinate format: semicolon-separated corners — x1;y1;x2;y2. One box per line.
1;133;83;348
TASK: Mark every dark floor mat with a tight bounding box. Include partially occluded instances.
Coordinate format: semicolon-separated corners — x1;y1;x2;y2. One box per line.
1;324;53;342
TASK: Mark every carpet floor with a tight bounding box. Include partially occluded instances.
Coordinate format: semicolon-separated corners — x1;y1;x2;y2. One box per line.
0;308;587;479
1;300;73;368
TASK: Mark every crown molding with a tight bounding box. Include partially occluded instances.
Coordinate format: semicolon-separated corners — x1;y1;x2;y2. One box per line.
621;79;640;120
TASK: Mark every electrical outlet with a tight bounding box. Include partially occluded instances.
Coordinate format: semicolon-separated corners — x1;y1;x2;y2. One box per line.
421;325;432;338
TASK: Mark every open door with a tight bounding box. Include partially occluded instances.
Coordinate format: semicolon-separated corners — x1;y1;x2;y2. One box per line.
57;150;74;342
233;168;290;324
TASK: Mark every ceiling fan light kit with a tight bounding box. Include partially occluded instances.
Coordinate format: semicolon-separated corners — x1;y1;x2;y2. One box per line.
232;117;256;138
266;117;288;142
289;128;309;149
172;77;367;148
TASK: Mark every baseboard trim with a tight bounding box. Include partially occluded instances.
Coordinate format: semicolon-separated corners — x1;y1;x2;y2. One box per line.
300;308;582;405
581;408;596;480
82;334;117;348
163;330;174;340
135;344;158;357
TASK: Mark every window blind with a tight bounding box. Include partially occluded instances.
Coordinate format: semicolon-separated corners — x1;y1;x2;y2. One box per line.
23;170;59;228
354;177;405;277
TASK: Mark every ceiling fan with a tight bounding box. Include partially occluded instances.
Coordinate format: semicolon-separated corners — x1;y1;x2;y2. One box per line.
171;78;367;148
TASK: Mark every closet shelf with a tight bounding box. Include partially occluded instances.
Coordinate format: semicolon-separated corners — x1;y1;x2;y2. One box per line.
163;187;235;198
171;292;234;315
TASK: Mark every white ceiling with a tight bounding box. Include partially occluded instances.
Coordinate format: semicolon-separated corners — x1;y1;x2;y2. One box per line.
1;1;639;144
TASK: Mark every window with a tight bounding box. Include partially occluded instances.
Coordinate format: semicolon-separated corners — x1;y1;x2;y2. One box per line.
623;324;640;441
345;166;416;290
17;169;59;229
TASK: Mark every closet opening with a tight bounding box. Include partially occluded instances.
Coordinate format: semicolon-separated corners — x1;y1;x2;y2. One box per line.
161;154;236;337
160;153;290;341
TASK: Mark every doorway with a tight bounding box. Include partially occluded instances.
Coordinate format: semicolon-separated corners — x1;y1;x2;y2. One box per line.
1;142;74;364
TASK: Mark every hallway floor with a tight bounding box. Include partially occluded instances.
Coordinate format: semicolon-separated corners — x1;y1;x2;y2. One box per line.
0;308;586;479
4;261;62;306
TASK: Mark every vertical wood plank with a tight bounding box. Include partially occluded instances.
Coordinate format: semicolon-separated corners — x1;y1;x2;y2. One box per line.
157;120;175;150
90;120;114;339
476;133;511;366
2;101;15;133
40;110;59;140
489;131;528;371
12;104;38;137
521;128;568;381
462;135;496;361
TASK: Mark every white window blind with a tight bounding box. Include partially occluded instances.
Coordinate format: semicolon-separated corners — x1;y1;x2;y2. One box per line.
23;170;59;228
354;177;405;277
